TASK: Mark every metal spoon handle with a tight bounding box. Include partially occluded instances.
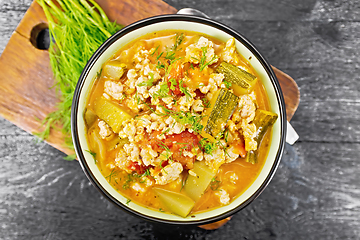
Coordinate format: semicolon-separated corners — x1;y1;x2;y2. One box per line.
177;8;210;18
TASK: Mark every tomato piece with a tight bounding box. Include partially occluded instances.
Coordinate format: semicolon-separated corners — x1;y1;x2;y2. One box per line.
232;139;247;158
147;131;163;152
194;89;206;99
147;130;199;169
165;131;199;169
127;161;146;175
186;65;209;89
164;131;198;150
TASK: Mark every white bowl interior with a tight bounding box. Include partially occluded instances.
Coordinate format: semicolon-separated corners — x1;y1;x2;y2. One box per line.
76;20;283;222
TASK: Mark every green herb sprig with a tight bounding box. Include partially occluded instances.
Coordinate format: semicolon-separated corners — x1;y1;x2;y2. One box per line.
105;169;117;183
137;72;155;87
210;177;221;191
36;0;122;152
85;150;97;163
191;47;218;71
156;105;204;135
179;79;192;100
199;47;218;71
173;33;184;51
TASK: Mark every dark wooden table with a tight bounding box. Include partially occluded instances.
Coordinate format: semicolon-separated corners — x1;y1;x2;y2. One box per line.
1;0;359;239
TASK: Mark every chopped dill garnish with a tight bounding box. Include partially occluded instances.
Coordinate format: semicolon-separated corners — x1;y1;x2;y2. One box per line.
155;106;204;135
217;138;231;158
156;52;164;60
201;97;211;109
122;174;134;190
137;72;154;87
224;127;230;143
173;33;184;51
210;177;221;191
179;145;188;156
191;56;200;62
198;129;230;157
199;47;218;71
122;172;152;189
153;82;171;100
151;45;160;56
165;51;176;60
179;79;192;100
85;150;96;163
223;79;232;89
96;68;102;78
199;138;217;155
156;60;166;69
157;33;184;63
180;177;186;191
134;91;141;105
105;169;117;183
169;78;177;91
159;127;171;137
159;160;168;174
142;168;151;177
36;0;122;154
156;140;172;161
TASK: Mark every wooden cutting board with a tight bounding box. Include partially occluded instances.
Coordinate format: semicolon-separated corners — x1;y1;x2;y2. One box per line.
0;0;299;157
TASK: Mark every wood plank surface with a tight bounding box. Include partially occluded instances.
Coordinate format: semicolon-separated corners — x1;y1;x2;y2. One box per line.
1;0;359;239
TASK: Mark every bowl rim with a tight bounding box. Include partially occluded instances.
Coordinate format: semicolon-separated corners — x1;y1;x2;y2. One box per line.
71;14;286;225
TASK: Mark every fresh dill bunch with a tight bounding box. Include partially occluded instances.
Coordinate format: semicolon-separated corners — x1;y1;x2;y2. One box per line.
36;0;122;151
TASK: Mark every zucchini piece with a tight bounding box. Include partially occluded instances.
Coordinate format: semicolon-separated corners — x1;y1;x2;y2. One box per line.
245;109;278;164
106;137;129;151
153;188;195;218
93;97;133;133
88;128;106;162
183;161;217;201
84;108;97;128
216;62;257;96
201;88;239;141
102;61;127;80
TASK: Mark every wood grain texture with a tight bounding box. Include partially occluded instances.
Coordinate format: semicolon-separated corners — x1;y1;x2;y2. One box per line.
1;0;359;239
0;0;177;156
0;27;72;154
272;66;299;121
96;0;177;25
